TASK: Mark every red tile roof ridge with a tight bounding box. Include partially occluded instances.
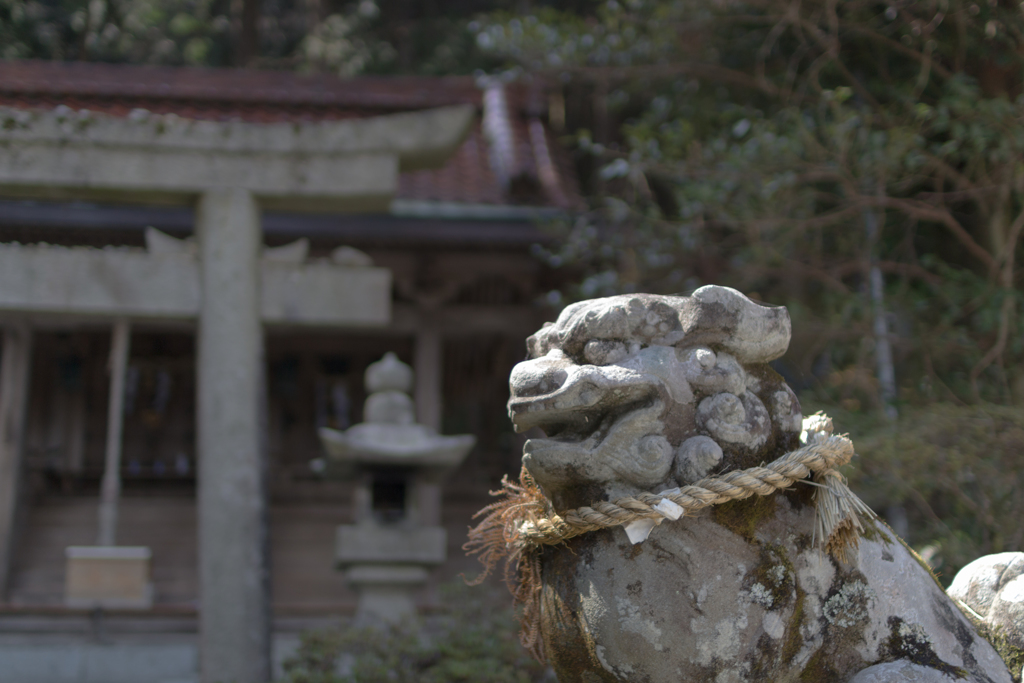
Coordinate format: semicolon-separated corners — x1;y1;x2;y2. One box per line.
0;60;581;210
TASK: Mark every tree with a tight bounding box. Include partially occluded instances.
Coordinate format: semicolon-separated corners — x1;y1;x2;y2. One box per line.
470;0;1024;578
0;0;237;65
476;0;1024;409
0;0;507;73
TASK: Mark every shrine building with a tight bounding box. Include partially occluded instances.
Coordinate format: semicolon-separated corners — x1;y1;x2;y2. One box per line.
0;60;574;683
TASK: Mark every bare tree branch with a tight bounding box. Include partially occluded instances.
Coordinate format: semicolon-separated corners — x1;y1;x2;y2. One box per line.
558;62;780;97
969;203;1024;397
865;196;998;272
844;24;953;80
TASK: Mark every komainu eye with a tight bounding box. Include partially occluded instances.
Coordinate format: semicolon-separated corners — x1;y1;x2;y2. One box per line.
584;339;628;365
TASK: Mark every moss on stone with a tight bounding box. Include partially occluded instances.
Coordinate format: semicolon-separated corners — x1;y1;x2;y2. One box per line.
879;616;968;679
859;517;893;547
782;586;808;665
748;633;778;680
712;493;777;544
801;566;885;678
956;607;1024;683
893;534;946;591
799;648;839;682
981;626;1024;683
793;531;814;553
748;543;796;610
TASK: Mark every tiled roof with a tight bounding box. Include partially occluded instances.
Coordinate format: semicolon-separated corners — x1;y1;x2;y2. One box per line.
0;60;578;209
399;128;505;205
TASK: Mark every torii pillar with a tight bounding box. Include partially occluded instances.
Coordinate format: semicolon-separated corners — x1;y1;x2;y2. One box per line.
0;102;474;683
195;189;269;681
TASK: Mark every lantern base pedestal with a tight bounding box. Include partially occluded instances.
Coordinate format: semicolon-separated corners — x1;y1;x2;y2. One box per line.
336;525;446;624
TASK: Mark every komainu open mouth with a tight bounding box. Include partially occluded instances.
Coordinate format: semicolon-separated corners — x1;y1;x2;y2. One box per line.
508;372;659;439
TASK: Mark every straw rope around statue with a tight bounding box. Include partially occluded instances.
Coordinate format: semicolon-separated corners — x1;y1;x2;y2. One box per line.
463;418;875;662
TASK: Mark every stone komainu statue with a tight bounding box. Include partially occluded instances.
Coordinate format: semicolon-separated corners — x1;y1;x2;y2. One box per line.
472;286;1019;683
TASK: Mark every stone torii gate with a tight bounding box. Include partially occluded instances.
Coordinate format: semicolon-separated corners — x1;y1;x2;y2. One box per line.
0;103;473;683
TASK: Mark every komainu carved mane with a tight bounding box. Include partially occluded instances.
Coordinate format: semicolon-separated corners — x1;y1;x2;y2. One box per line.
509;287;799;511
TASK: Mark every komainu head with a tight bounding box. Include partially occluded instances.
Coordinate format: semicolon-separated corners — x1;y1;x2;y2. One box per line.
507;285;802;511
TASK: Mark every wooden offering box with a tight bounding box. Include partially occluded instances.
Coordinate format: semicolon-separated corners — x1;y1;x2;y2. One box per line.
64;546;154;609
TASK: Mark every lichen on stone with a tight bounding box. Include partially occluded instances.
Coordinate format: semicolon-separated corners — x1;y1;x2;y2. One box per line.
823;580;874;628
747;543;796;611
768;564;788;584
750;582;776;608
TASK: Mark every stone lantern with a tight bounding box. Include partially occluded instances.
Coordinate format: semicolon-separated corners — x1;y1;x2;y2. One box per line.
317;352;475;622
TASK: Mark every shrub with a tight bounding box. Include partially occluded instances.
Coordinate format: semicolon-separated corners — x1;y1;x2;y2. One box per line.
277;582;552;683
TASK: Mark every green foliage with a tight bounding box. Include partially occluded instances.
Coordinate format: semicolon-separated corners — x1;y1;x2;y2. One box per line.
276;583;551;683
474;4;685;70
0;0;506;73
480;0;1024;409
0;0;235;64
474;1;1024;587
298;3;393;77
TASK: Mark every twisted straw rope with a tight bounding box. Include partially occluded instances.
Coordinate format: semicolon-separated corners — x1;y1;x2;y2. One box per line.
514;434;856;546
464;430;860;662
